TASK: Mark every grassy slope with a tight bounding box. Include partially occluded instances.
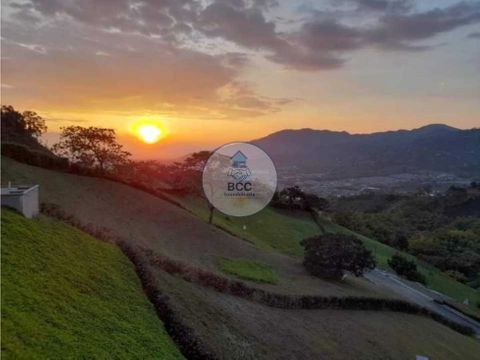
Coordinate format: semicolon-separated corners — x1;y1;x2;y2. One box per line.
2;158;479;358
216;257;279;284
153;269;480;360
2;157;387;298
171;195;319;256
171;193;480;310
1;209;183;359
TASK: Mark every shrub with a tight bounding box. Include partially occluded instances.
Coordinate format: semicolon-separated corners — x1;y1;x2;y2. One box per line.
388;253;427;284
301;234;376;280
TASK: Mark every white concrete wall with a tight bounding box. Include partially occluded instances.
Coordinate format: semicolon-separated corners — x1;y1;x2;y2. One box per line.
1;186;39;218
21;187;39;218
1;195;23;214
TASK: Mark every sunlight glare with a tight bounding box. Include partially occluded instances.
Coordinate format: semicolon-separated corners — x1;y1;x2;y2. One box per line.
135;123;164;144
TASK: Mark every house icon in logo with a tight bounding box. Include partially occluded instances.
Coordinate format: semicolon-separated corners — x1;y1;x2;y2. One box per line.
231;151;248;168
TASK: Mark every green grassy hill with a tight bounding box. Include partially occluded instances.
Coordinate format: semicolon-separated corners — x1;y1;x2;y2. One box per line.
1;157;387;298
1;209;183;359
172;195;319;256
3;158;480;359
169;192;480;311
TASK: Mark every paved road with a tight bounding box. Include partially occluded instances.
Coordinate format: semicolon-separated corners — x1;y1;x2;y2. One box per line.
366;269;480;337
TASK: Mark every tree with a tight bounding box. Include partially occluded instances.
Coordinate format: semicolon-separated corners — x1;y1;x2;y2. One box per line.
272;186;329;211
52;126;131;173
388;253;426;284
22;110;47;138
170;151;212;193
301;234;376;280
1;105;47;140
170;151;217;223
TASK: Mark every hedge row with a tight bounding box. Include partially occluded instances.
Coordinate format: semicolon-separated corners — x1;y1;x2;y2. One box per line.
40;203;475;337
118;242;218;360
145;250;475;336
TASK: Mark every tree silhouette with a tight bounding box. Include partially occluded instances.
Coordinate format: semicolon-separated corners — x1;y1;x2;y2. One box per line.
52;126;131;173
1;105;47;140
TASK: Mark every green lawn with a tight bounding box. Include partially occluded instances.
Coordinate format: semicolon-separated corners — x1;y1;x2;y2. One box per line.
216;257;279;284
1;209;183;359
171;195;320;256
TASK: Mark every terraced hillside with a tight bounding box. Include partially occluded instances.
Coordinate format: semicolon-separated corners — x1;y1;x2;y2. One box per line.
168;191;480;310
3;157;480;359
1;209;182;359
1;157;386;298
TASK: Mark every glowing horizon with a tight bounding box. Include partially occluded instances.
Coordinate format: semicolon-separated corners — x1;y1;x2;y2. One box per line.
2;0;479;158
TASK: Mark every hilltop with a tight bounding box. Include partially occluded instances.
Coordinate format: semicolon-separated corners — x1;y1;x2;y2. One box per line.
252;124;480;179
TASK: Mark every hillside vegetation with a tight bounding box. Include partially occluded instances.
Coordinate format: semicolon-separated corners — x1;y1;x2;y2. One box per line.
167;191;480;310
2;159;480;359
1;157;386;298
1;209;182;359
152;269;480;360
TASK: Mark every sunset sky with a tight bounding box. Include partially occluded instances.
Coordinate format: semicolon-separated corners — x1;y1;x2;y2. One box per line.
2;0;480;158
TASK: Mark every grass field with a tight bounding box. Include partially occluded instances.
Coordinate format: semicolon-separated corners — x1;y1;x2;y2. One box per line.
170;193;480;311
216;257;279;284
170;195;319;256
1;209;183;359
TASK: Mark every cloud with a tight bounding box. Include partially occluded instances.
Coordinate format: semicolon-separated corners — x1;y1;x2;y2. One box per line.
16;42;47;54
198;1;280;50
269;1;480;69
351;0;414;13
2;0;287;120
467;31;480;38
366;2;480;50
194;0;480;70
3;0;480;75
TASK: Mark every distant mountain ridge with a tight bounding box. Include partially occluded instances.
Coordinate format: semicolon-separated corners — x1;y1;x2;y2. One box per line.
251;124;480;179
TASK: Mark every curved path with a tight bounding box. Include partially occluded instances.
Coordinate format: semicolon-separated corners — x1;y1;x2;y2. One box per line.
366;269;480;337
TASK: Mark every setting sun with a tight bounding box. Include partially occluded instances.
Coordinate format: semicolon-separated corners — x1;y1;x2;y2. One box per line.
131;121;166;144
137;124;162;144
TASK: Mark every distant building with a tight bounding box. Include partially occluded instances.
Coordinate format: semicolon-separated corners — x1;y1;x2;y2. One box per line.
231;151;247;168
1;185;39;218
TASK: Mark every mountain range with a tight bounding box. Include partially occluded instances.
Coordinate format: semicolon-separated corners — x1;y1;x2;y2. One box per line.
252;124;480;179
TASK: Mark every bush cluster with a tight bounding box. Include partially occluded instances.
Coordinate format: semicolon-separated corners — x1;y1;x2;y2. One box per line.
388;253;427;284
145;249;473;336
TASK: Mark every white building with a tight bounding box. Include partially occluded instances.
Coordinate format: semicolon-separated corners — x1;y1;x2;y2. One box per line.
1;185;39;218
